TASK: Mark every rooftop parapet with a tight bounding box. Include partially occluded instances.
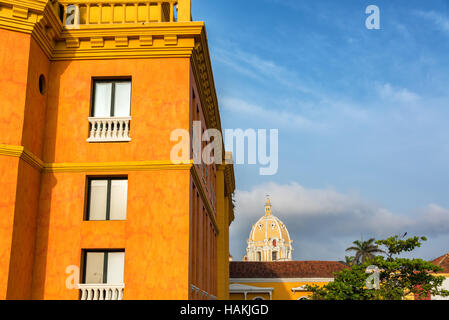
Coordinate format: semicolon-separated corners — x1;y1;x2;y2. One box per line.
56;0;191;27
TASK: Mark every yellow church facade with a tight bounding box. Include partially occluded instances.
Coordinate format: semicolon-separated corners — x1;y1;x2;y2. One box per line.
245;198;293;262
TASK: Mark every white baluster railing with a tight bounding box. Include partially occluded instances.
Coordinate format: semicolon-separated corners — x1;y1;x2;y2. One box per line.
78;284;125;300
58;0;191;26
87;116;132;142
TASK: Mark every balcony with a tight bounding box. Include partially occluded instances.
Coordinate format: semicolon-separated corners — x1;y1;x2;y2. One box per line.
87;117;131;142
78;284;125;300
58;0;192;27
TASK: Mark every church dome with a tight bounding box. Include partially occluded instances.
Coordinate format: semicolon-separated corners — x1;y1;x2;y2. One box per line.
245;197;293;262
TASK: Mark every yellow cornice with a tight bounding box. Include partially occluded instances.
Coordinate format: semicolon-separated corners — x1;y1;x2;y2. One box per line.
60;22;204;37
1;0;49;12
191;29;222;133
52;23;203;60
0;0;62;58
217;163;235;225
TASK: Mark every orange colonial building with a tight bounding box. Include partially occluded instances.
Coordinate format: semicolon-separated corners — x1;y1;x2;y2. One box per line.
0;0;235;300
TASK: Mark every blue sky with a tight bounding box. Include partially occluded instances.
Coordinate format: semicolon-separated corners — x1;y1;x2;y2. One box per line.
192;0;449;261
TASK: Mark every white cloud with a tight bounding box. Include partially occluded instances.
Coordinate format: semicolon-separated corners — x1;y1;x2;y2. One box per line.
221;97;321;131
416;11;449;35
213;46;320;97
377;83;420;103
230;182;449;260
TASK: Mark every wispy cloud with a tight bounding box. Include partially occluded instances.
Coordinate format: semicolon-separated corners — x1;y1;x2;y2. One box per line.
377;83;420;103
214;46;321;98
221;97;322;131
415;11;449;35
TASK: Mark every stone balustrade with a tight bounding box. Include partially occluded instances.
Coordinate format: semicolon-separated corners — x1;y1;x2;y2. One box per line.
87;116;132;142
57;0;191;26
78;283;125;300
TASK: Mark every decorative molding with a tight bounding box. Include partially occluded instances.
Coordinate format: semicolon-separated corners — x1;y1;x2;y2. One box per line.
164;34;177;45
191;30;221;134
1;0;49;13
0;1;63;58
12;5;29;19
291;285;308;292
115;36;129;47
45;160;193;173
139;35;153;46
191;165;219;234
0;144;44;171
0;143;195;173
66;37;80;48
90;36;104;48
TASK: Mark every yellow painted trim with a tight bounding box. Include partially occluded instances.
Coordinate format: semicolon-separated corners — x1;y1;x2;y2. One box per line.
0;143;194;173
0;144;43;170
22;149;45;171
0;144;24;157
1;0;48;12
0;15;36;34
44;160;193;173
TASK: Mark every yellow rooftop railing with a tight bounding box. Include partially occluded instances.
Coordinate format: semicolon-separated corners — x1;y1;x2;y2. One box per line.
56;0;191;26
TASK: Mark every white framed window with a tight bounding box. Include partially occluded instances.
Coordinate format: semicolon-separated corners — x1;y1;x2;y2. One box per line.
86;178;128;221
92;79;131;117
83;250;125;284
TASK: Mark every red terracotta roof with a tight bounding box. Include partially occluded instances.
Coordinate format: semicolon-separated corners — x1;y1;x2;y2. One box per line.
431;253;449;273
230;261;348;278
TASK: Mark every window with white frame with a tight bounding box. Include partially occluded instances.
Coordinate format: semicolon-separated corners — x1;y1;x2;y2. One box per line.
83;250;125;284
92;79;131;118
86;178;128;221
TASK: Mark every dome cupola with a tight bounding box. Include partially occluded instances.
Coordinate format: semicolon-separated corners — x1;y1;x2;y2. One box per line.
245;197;293;262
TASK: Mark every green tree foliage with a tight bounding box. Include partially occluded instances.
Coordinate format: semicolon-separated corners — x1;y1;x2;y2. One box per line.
344;256;355;266
306;235;449;300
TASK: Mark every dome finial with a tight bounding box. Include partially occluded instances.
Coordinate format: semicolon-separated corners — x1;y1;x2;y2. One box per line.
265;195;272;216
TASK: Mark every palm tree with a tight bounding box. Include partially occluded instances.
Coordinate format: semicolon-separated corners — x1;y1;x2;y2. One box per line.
345;238;384;265
344;256;355;266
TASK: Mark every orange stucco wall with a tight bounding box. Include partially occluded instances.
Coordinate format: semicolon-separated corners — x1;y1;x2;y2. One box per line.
6;161;41;299
43;58;191;163
0;29;30;147
0;30;49;299
32;170;191;300
21;37;51;158
0;156;20;299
